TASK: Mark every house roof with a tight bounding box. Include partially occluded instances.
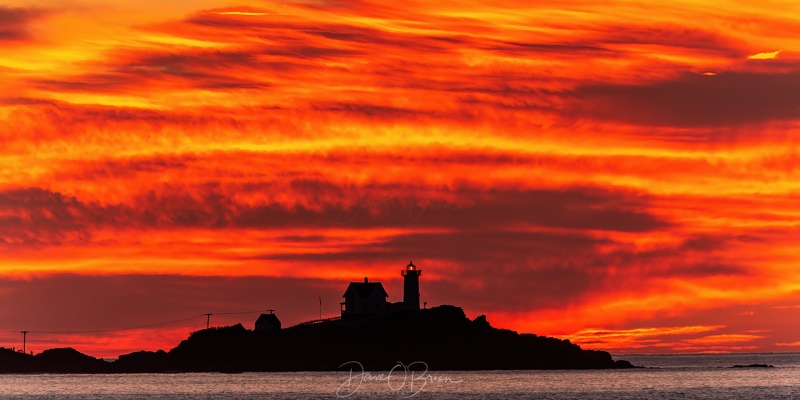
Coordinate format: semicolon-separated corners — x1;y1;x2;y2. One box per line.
343;282;388;299
256;314;281;324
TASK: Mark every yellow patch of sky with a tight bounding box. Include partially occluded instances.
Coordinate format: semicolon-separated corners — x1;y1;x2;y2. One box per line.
0;48;100;74
691;334;765;345
672;214;796;232
748;50;781;59
138;34;228;48
0;160;53;187
458;49;572;69
33;91;162;109
217;11;272;16
616;282;773;314
571;325;724;339
0;256;244;277
674;279;794;304
610;293;699;312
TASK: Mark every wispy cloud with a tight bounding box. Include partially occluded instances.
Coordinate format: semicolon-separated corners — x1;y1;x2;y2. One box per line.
748;50;781;60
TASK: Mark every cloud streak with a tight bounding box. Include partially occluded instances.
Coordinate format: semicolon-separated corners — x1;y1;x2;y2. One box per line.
572;70;800;128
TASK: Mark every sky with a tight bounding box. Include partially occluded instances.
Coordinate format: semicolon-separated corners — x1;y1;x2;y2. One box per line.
1;0;800;358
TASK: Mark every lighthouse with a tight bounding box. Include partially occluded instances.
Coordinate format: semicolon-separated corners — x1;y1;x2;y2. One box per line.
401;261;421;310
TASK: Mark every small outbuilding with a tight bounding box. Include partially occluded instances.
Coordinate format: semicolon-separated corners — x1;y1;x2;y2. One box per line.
254;311;281;332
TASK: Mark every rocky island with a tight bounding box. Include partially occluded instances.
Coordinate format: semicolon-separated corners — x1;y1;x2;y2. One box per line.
1;263;636;373
1;305;633;373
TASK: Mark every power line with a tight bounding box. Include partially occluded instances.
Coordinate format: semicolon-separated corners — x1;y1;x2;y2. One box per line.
202;309;270;329
3;309;269;336
214;310;264;315
27;315;206;334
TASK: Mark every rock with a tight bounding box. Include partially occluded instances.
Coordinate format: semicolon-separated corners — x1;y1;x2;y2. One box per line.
613;359;636;368
34;348;109;373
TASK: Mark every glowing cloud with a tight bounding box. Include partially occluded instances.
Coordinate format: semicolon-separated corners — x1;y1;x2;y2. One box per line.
747;50;781;59
684;334;763;344
216;11;271;16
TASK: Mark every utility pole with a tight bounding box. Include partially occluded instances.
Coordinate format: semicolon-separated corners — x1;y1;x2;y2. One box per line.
319;296;322;321
205;313;212;329
21;331;28;354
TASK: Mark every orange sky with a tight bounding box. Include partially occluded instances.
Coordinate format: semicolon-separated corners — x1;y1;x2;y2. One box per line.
1;0;800;358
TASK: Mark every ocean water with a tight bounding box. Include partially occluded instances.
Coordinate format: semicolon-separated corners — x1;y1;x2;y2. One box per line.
1;353;799;399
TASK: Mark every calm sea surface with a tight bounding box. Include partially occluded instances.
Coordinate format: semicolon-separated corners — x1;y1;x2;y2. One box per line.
1;353;799;399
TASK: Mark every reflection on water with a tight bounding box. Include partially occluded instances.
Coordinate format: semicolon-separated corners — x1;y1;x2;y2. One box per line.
1;353;799;399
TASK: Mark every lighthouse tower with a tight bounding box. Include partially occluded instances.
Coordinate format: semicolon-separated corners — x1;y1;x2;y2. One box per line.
401;261;421;310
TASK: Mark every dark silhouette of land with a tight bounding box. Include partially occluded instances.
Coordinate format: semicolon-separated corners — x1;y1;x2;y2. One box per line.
0;347;108;373
1;305;635;373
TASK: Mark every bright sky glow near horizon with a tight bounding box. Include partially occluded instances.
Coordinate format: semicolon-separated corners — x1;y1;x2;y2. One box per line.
2;0;800;358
